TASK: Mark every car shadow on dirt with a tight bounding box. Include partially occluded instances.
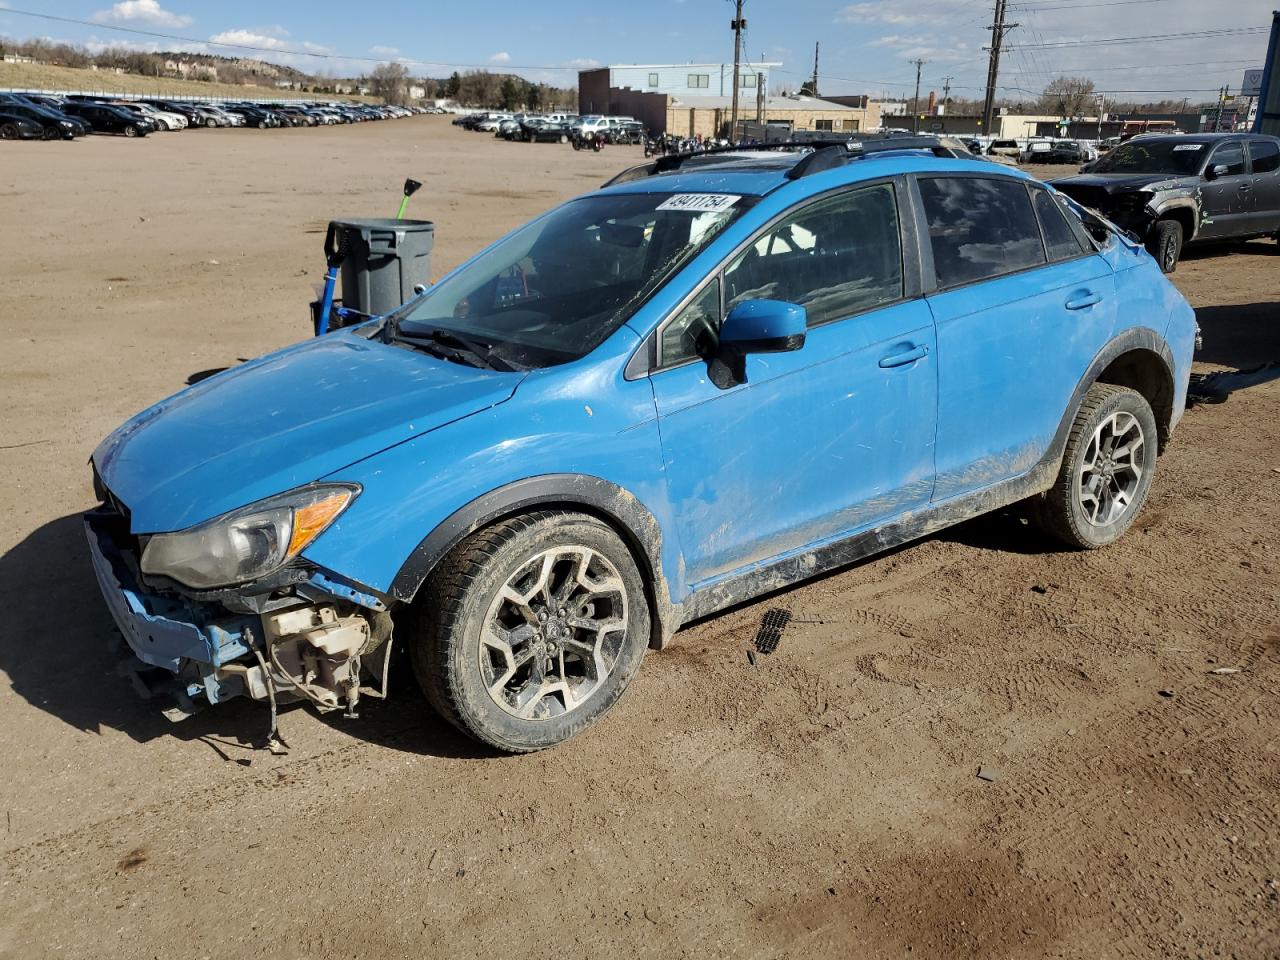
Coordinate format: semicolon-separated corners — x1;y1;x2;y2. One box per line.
0;511;488;759
1189;300;1280;404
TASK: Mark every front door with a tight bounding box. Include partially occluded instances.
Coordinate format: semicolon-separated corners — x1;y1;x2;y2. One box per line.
649;181;937;588
1198;140;1253;240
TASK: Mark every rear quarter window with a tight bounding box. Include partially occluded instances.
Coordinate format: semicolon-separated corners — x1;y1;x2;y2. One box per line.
918;177;1047;289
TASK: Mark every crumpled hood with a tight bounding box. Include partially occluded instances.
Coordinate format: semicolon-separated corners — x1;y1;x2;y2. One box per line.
1052;172;1195;196
94;332;524;532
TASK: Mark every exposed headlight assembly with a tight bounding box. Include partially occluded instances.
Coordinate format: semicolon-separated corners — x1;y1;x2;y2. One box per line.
140;483;359;589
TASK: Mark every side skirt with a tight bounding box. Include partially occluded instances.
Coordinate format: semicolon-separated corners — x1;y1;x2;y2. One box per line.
680;459;1058;624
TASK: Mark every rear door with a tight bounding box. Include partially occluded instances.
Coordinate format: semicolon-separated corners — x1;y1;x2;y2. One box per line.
1198;140;1253;239
1246;139;1280;233
917;175;1116;501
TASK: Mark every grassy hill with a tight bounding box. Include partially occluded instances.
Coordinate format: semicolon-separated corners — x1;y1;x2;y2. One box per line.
0;61;372;102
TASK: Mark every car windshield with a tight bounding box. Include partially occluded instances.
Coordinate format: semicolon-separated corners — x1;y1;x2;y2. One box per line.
1092;139;1208;175
392;191;755;368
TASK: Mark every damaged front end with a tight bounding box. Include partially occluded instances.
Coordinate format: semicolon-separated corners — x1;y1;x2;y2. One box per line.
1054;177;1204;245
85;496;394;734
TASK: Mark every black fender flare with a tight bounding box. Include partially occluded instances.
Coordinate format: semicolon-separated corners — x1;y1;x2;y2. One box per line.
389;474;680;649
1041;326;1176;471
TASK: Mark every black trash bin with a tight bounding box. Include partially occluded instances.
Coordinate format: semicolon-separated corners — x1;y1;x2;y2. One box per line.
330;217;434;318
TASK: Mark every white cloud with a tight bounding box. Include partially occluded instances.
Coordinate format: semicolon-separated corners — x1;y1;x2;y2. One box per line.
835;1;969;27
92;0;192;29
208;29;329;55
370;45;399;57
561;57;600;69
489;51;511;64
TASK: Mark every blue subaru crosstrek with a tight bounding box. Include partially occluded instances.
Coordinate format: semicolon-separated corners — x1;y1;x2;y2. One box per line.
87;138;1198;752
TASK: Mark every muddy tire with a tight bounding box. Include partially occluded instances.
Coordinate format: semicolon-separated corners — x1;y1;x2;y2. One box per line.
409;511;650;753
1031;383;1158;549
1148;219;1183;274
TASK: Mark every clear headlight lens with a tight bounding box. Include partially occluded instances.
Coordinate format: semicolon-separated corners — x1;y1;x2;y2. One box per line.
140;483;359;589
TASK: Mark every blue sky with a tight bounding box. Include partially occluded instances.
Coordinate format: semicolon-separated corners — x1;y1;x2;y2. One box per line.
1;0;1275;101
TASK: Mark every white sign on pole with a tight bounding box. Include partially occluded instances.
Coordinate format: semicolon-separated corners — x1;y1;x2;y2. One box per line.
1242;69;1265;97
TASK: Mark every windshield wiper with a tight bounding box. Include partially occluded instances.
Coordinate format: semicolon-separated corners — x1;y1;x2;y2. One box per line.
392;327;518;371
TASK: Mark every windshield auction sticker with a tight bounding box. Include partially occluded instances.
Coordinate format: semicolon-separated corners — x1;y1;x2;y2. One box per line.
657;194;742;213
1172;144;1204;151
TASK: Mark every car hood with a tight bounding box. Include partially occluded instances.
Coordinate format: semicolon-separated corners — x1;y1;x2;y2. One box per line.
93;332;525;533
1052;172;1196;195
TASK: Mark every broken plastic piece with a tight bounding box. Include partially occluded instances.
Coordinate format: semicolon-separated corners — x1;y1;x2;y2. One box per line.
755;608;792;655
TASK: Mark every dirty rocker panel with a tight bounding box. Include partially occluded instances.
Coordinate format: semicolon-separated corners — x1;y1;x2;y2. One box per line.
681;325;1176;622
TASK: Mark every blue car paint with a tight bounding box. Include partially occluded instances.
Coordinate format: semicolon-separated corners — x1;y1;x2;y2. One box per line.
93;330;523;532
89;150;1198;703
927;253;1118;501
651;298;937;587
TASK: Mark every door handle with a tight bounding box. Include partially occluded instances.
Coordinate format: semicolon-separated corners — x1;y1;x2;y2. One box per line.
1065;291;1103;311
878;344;929;368
1238;183;1252;192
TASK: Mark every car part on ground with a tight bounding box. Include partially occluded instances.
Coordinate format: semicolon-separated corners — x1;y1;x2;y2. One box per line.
86;135;1199;752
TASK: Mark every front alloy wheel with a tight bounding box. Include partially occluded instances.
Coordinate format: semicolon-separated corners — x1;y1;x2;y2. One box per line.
411;511;650;752
480;546;629;720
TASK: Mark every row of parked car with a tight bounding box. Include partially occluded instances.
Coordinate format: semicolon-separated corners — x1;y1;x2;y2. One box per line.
454;110;645;145
980;138;1101;165
0;93;430;140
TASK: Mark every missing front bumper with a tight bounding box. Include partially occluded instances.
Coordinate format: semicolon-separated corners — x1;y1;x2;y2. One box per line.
84;511;393;724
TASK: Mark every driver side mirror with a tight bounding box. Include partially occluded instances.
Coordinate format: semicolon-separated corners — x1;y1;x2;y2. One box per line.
1207;164;1229;180
708;299;806;389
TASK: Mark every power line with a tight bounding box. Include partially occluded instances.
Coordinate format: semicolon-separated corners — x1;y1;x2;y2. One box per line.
1006;26;1269;50
1009;0;1171;9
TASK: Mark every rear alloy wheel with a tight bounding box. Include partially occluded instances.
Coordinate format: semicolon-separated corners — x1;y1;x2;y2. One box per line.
0;123;18;140
1148;219;1183;274
410;511;650;752
1031;383;1157;549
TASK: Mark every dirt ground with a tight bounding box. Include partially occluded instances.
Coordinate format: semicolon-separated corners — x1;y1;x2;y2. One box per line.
1;120;1277;960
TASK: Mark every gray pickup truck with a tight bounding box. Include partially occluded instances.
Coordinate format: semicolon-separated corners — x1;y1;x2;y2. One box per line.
1052;132;1280;272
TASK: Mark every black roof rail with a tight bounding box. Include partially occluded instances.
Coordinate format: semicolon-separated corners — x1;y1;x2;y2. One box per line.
602;134;970;188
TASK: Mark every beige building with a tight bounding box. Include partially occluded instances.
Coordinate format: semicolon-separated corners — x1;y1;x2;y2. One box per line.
593;85;880;138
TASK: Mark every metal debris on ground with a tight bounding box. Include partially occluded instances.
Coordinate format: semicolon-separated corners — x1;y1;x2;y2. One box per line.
754;608;792;655
1209;667;1241;675
976;766;1001;782
1158;689;1177;698
746;649;757;667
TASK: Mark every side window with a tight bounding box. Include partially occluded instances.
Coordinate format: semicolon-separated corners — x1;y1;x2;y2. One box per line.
722;183;904;328
1210;141;1246;176
1249;139;1280;174
1032;188;1086;262
660;278;721;367
918;176;1047;288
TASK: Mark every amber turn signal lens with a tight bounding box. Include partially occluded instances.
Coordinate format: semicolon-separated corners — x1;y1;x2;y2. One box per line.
286;490;354;558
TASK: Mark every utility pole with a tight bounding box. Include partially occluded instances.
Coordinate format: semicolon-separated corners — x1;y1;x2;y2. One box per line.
1213;85;1227;131
941;75;953;114
911;58;926;133
811;42;820;97
981;0;1017;139
730;0;746;135
756;71;765;123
